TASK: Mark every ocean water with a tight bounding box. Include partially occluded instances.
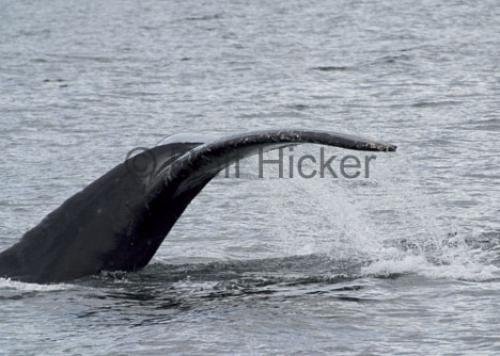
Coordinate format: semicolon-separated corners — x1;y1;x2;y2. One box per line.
1;0;499;354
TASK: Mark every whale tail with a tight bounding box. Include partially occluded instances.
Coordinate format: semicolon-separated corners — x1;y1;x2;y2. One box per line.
0;129;396;283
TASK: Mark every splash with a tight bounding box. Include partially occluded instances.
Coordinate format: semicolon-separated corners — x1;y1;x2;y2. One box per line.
280;147;500;281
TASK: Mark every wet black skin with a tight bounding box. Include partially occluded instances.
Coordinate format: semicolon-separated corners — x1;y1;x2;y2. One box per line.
0;130;396;283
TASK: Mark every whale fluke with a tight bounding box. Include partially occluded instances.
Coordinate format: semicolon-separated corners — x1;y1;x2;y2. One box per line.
0;129;396;283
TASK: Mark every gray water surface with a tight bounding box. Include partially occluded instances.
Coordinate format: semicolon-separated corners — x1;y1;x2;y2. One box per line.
1;0;500;355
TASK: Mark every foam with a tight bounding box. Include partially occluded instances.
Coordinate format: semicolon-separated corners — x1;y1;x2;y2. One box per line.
361;254;500;281
0;277;73;292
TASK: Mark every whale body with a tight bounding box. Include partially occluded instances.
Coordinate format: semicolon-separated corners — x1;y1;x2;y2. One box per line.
0;129;396;283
